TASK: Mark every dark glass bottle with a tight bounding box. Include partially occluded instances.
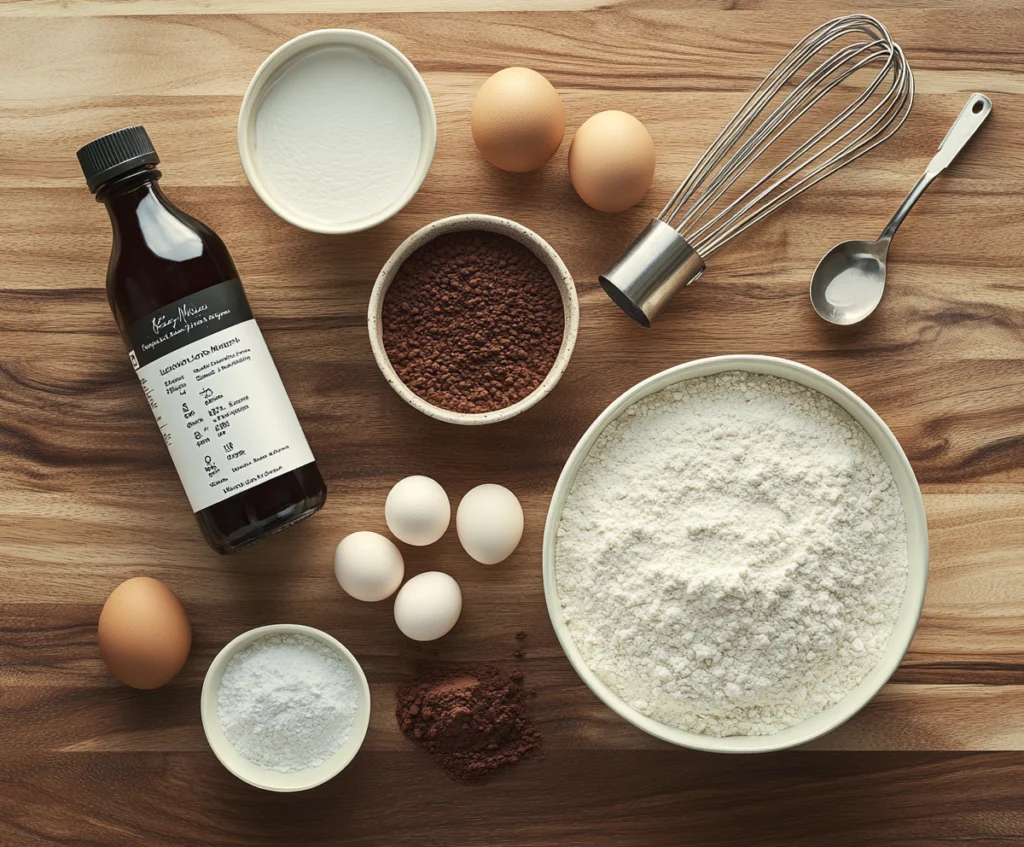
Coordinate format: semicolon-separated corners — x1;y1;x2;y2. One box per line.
78;126;326;554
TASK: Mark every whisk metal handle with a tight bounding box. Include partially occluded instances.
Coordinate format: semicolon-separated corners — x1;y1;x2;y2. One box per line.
598;220;706;327
879;93;991;243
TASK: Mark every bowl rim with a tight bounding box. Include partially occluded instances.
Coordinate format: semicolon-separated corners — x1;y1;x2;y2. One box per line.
237;28;437;235
542;354;929;753
367;213;580;425
200;623;372;791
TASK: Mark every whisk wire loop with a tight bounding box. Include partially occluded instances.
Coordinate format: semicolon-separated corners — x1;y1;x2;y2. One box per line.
659;14;913;257
691;47;911;254
680;43;892;241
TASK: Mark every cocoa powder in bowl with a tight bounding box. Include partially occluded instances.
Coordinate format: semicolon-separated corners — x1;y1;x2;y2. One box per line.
381;230;565;415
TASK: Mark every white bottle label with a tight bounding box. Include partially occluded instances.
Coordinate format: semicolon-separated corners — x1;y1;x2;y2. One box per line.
127;279;315;512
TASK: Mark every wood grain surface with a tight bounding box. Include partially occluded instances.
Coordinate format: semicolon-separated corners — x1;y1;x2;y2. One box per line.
2;0;1023;844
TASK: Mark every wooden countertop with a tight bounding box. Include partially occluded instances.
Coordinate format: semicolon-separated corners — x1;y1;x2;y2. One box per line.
2;1;1023;844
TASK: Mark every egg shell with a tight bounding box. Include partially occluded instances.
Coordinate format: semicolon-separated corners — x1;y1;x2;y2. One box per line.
471;67;566;173
393;571;463;641
456;484;524;565
334;531;405;602
385;475;451;546
98;577;191;690
568;110;656;213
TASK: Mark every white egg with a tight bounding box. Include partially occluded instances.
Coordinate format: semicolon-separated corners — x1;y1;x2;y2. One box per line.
334;531;405;602
385;475;451;546
393;571;462;641
456;484;524;565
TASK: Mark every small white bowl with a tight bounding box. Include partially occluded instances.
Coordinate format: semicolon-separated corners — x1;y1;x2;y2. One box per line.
201;624;371;791
368;214;579;425
238;29;436;234
543;355;928;753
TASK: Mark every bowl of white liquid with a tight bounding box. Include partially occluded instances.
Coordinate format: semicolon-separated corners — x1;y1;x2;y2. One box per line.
239;30;436;234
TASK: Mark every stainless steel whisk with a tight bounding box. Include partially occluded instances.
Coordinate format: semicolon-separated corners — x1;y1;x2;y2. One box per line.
600;14;914;326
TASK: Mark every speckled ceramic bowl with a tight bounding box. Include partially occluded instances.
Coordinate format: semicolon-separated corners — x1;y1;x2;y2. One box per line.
368;214;579;425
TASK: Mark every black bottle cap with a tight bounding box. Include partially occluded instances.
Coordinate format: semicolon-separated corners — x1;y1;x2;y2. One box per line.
77;125;159;193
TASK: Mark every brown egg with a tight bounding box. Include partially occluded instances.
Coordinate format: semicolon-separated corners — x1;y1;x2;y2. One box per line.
569;110;656;213
471;67;565;173
98;577;191;690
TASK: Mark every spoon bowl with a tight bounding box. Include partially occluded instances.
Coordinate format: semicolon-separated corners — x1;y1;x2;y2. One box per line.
810;238;889;325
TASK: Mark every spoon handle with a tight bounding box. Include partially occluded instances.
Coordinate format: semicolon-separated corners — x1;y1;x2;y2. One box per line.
880;93;992;243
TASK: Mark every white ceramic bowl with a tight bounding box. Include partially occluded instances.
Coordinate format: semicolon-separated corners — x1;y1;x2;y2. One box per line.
543;355;928;753
201;624;371;791
368;214;579;425
238;29;436;234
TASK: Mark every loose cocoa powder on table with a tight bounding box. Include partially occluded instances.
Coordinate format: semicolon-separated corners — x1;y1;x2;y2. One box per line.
381;230;565;414
396;664;541;781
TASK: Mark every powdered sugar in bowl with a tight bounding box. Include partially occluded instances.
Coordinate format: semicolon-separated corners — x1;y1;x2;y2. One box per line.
543;355;927;753
201;624;371;791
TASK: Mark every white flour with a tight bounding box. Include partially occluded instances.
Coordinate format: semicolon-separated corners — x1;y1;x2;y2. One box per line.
555;372;908;736
217;633;359;772
254;45;423;224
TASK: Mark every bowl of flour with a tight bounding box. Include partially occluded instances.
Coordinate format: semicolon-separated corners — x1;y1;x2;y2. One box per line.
544;355;927;753
201;624;371;790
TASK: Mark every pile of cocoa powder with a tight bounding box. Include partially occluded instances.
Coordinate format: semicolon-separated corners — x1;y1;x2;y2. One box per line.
396;664;541;781
381;230;565;414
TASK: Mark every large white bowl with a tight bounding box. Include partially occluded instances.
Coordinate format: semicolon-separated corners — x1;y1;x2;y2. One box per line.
543;355;928;753
368;213;579;425
201;624;371;791
238;29;436;234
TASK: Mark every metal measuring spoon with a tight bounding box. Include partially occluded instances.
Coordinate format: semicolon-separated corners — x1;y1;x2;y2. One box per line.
810;93;992;326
